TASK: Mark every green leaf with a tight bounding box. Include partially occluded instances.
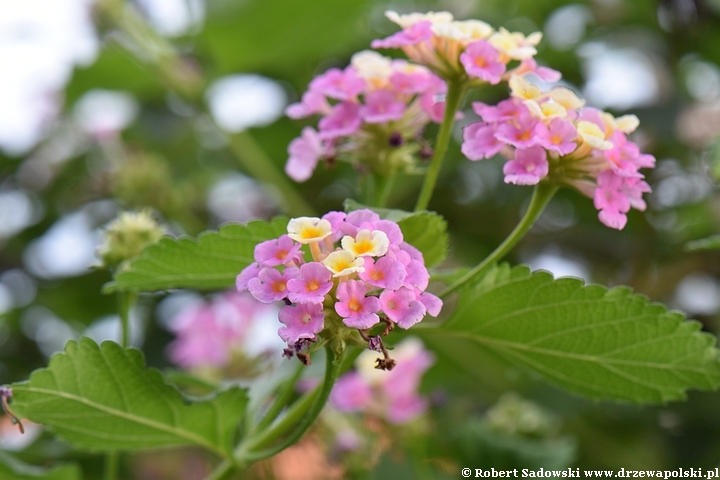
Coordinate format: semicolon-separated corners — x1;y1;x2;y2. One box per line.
685;235;720;251
201;0;373;75
0;452;80;480
418;265;720;403
456;422;576;470
11;338;247;457
106;216;288;293
343;199;449;267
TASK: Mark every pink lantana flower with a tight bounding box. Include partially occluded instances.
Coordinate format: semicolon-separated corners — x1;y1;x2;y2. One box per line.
329;338;435;424
248;266;299;303
278;302;325;344
309;67;366;101
285;91;331;119
167;291;275;369
379;287;426;329
360;89;406;123
503;146;549;185
461;123;504;160
459;40;506;84
359;256;406;290
318;101;362;139
336;280;381;329
329;372;373;412
285;127;332;182
494;114;539;149
287;262;333;304
254;234;303;267
534;117;576;156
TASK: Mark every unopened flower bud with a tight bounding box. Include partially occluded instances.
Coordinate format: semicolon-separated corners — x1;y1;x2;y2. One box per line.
97;210;165;269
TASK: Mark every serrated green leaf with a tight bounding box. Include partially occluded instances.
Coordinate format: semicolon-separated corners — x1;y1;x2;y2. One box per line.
343;199;449;267
685;235;720;251
106;217;288;293
0;452;80;480
418;265;720;403
11;339;247;457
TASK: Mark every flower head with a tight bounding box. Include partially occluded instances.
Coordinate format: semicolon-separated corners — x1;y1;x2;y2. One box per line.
372;11;547;85
460;74;655;230
236;210;441;364
167;292;274;369
284;51;448;182
329;338;435;423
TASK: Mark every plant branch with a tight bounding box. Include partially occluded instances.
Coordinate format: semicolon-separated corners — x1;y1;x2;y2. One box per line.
253;363;305;433
236;345;342;463
117;291;136;349
414;80;466;212
228;133;315;218
440;182;559;297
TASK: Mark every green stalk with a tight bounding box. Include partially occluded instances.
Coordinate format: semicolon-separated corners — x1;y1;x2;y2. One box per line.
373;172;396;208
440;182;559;298
253;363;305;433
104;292;136;480
238;346;342;462
204;460;234;480
228;132;315;217
414;80;466;212
117;291;136;349
204;347;342;479
104;452;119;480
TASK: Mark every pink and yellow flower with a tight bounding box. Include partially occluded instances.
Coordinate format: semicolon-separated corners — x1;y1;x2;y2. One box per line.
460;73;655;230
236;210;442;365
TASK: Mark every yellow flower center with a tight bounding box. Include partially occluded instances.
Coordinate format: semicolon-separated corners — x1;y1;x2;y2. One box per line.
349;298;362;312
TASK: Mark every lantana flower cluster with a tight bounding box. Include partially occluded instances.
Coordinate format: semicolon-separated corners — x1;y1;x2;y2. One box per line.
462;75;656;230
167;291;277;369
329;338;434;424
372;10;559;84
285;51;448;182
236;210;442;367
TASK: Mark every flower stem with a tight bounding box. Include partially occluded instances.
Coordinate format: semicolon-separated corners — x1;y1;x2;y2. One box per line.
440;182;559;297
104;452;120;480
373;172;396;208
117;291;136;349
206;348;342;478
414;80;466;212
253;363;305;433
228;132;316;218
234;346;342;464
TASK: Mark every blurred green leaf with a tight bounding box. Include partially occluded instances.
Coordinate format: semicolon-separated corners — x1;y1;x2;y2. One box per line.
418;264;720;403
11;339;247;457
457;421;576;470
685;235;720;251
106;217;288;293
344;199;449;267
201;0;372;75
66;44;163;104
0;453;80;480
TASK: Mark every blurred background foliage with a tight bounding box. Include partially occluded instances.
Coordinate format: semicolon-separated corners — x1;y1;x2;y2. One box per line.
2;0;720;477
